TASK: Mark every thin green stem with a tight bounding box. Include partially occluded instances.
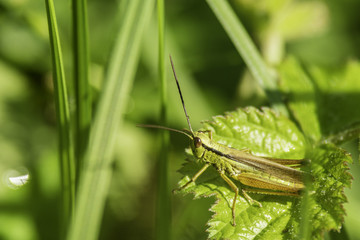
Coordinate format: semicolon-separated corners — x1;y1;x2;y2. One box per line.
72;0;91;186
206;0;288;115
44;0;75;234
67;1;155;239
156;0;171;239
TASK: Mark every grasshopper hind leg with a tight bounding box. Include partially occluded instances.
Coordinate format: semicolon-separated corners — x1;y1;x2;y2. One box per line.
220;174;263;226
220;173;239;226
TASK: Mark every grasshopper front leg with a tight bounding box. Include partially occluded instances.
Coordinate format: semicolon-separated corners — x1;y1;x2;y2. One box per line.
173;163;210;193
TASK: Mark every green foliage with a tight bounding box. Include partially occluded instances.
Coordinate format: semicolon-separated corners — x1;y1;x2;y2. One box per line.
67;1;155;240
172;2;357;238
177;107;352;239
280;57;360;143
1;0;360;239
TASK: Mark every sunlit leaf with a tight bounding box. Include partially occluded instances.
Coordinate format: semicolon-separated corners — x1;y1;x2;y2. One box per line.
176;107;352;239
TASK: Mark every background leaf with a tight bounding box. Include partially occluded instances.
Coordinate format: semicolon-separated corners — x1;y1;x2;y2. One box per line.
280;58;360;144
309;62;360;137
279;57;322;142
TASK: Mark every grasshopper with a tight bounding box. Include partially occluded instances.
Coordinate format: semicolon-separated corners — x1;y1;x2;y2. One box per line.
144;56;305;226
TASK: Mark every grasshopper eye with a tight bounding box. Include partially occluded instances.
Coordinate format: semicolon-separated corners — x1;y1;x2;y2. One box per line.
194;137;202;148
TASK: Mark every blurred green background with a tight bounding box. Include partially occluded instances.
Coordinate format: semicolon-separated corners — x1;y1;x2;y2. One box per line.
0;0;359;239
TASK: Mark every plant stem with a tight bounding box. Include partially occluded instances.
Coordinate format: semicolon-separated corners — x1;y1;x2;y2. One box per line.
156;0;171;239
44;0;75;234
206;0;288;115
72;0;91;186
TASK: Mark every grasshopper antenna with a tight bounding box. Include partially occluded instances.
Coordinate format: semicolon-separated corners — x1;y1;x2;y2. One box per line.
136;124;193;139
169;55;194;134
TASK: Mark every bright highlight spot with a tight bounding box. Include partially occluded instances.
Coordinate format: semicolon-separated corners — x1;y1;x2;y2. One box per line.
4;169;29;189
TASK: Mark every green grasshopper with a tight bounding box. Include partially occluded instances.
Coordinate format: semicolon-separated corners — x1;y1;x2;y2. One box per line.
145;56;305;226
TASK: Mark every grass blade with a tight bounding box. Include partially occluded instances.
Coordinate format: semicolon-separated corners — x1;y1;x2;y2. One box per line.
67;0;155;239
72;0;91;182
155;0;171;240
44;0;75;233
206;0;287;115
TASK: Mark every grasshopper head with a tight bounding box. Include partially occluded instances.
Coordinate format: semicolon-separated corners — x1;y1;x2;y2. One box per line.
190;131;212;159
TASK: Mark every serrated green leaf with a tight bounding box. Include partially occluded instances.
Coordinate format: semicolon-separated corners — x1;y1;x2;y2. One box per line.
285;143;352;239
308;144;352;238
176;107;352;239
203;107;306;158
